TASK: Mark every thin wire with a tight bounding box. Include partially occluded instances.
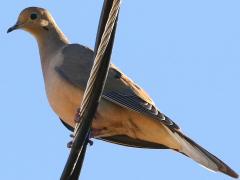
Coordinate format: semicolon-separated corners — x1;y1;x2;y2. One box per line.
73;0;121;136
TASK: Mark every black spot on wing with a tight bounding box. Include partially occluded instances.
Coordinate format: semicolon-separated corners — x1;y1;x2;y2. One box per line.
163;115;180;130
102;91;180;130
113;70;122;79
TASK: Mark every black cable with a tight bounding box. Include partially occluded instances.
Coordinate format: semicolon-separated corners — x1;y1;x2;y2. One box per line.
60;0;121;179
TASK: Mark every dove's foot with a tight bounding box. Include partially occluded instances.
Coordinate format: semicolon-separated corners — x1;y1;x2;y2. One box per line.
67;133;94;148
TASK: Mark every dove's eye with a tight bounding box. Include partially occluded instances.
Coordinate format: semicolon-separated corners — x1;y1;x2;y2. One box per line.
30;13;38;20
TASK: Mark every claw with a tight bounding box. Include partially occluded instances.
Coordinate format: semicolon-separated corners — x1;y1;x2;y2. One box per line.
88;139;94;146
67;140;73;148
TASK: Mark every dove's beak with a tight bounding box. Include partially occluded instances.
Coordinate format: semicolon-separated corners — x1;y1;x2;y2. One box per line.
7;24;19;33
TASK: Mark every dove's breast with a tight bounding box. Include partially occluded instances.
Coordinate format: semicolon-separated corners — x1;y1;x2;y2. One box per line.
42;52;84;127
41;53;128;136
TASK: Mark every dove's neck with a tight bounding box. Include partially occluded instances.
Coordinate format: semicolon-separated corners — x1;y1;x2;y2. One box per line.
35;24;69;71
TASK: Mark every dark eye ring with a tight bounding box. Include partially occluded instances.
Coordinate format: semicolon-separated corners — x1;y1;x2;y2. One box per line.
30;13;38;20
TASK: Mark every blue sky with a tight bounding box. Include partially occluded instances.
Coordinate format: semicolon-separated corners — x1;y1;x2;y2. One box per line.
1;1;239;179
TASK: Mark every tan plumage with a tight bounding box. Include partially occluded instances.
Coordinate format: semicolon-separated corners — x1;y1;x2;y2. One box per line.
8;7;238;178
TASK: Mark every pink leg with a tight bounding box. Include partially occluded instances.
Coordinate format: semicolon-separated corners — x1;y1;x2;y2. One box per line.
74;108;81;123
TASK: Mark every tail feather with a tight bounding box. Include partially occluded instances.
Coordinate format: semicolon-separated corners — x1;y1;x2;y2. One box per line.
174;132;238;178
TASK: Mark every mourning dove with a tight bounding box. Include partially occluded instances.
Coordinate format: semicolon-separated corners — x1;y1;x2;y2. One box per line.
7;7;238;178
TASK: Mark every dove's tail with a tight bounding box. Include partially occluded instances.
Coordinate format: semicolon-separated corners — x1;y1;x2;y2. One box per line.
173;131;238;178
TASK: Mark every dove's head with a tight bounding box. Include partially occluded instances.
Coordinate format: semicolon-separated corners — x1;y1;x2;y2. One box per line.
7;7;57;37
7;6;68;48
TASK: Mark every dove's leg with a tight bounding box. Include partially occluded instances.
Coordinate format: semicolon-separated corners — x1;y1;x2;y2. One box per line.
74;107;81;123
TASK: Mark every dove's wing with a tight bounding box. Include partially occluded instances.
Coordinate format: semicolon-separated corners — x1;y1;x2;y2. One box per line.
56;44;179;131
